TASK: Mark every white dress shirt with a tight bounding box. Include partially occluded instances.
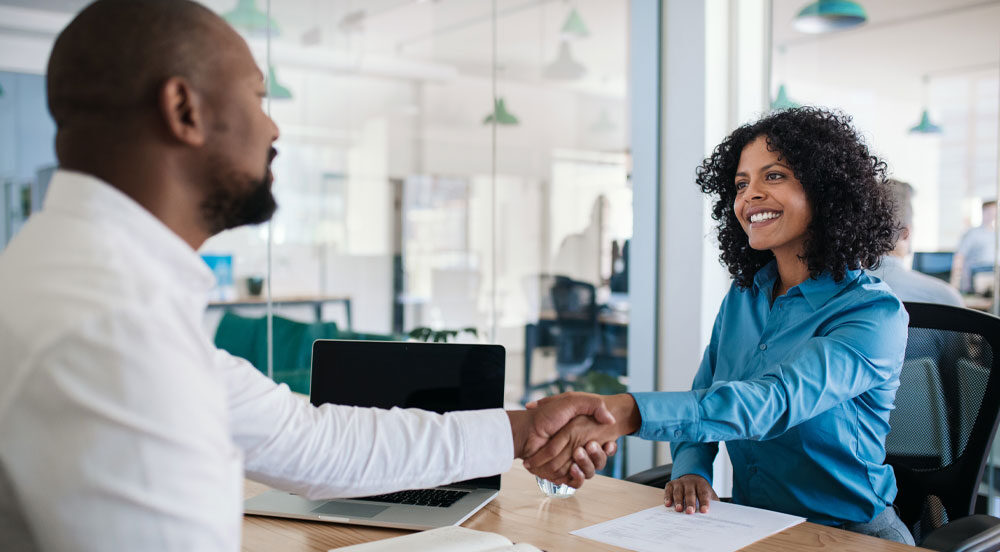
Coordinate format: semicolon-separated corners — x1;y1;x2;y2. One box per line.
867;255;963;307
0;170;514;552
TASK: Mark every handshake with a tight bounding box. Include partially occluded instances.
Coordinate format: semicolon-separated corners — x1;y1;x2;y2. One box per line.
506;392;641;489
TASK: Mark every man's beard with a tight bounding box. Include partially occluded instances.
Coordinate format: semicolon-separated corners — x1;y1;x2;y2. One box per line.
201;148;278;234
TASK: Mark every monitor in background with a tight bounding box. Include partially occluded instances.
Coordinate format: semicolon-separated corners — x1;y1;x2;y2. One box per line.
912;251;954;283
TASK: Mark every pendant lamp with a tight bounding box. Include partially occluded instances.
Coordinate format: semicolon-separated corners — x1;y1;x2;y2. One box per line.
909;76;941;134
560;8;589;40
544;41;586;80
909;110;942;134
793;0;867;34
483;98;519;126
771;84;801;111
223;0;280;35
267;65;292;100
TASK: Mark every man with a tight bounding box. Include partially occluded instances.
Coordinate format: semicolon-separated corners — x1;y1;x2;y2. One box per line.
952;199;997;294
0;1;611;550
868;179;963;306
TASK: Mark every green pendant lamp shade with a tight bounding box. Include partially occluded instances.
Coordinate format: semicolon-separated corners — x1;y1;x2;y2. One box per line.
223;0;280;36
909;109;942;134
483;98;519;126
771;84;801;111
793;0;867;34
267;65;292;100
560;8;589;40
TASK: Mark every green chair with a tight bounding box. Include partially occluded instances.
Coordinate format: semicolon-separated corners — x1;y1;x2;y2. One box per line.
214;312;400;394
214;312;340;394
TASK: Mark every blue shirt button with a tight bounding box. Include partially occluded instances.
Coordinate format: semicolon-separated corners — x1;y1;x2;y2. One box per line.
748;466;758;474
759;343;767;351
674;429;682;438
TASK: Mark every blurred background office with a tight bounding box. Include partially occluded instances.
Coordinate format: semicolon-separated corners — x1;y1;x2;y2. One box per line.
0;0;998;494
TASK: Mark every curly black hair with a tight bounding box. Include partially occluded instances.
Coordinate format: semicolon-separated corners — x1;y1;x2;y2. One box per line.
697;107;899;288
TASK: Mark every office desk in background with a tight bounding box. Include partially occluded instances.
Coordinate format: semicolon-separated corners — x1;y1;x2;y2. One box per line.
208;295;352;331
242;464;926;552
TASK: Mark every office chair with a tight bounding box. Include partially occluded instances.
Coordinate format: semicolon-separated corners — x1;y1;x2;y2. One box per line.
522;275;604;400
626;302;1000;551
0;459;38;552
547;276;601;388
887;302;1000;550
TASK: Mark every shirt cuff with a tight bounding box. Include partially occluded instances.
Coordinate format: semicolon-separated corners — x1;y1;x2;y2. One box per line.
631;391;702;442
670;444;717;484
453;408;514;480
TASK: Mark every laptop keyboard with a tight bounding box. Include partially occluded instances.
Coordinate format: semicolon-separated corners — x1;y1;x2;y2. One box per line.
349;489;469;508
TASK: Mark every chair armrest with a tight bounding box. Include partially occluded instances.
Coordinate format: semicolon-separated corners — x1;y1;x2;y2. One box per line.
921;514;1000;552
624;463;673;488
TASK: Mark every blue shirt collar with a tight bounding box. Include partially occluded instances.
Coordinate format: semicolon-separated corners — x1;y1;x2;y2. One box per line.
752;260;862;310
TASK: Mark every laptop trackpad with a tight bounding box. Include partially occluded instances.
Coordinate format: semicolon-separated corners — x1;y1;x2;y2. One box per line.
311;501;389;518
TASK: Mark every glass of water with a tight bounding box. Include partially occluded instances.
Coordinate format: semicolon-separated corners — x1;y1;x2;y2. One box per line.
536;476;577;498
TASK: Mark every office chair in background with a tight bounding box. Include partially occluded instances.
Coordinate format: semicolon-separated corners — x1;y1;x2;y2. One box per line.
214;312;399;394
626;302;1000;551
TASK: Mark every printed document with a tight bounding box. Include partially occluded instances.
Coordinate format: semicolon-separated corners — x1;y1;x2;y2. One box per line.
571;501;804;552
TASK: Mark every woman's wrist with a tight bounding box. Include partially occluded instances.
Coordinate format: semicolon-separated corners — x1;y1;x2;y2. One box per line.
607;393;642;436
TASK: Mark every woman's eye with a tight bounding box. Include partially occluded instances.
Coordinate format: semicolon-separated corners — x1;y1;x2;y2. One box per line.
766;172;783;181
735;181;748;190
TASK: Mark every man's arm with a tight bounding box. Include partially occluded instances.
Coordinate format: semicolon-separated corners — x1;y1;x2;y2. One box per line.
224;350;616;497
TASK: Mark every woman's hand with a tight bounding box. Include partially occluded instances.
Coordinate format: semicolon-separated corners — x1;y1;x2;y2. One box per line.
664;474;718;514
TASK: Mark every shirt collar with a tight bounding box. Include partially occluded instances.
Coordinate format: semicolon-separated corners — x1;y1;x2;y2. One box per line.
877;255;904;270
43;169;215;294
752;260;861;310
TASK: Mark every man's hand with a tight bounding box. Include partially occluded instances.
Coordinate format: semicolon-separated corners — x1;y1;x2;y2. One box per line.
664;474;718;514
506;392;618;487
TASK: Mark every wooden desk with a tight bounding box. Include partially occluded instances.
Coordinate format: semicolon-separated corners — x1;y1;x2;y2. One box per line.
242;465;925;551
209;295;352;331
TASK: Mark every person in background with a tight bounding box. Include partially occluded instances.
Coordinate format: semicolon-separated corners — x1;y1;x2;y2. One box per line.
0;2;614;551
868;179;963;306
526;107;914;544
951;199;997;294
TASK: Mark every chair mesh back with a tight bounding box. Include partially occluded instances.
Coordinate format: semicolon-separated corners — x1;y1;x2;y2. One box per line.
549;276;599;374
550;276;597;321
885;303;1000;544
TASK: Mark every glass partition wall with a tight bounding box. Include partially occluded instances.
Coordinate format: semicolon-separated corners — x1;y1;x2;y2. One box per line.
196;0;633;419
0;0;636;470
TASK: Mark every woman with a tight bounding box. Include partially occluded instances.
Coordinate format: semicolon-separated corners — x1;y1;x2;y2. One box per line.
527;107;912;543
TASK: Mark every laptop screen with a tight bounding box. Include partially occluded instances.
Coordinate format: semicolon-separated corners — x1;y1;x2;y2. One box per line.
310;340;505;489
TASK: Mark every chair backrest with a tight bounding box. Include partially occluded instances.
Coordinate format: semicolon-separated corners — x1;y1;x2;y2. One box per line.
886;302;1000;543
548;276;600;374
0;459;38;552
550;276;597;322
214;312;341;394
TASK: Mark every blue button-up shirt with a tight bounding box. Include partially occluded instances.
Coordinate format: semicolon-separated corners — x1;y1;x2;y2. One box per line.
632;262;908;525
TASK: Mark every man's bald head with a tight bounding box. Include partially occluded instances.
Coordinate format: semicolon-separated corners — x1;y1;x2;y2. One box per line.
47;0;279;245
47;0;233;132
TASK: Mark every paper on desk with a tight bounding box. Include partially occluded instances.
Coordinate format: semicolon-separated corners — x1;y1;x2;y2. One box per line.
571;501;804;552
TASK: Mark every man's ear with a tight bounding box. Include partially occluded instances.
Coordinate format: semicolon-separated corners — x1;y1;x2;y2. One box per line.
158;76;206;147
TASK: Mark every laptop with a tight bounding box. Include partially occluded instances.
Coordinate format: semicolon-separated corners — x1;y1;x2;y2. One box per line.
244;339;506;530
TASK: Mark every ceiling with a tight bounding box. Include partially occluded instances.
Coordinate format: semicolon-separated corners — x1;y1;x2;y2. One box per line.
0;0;628;96
772;0;1000;88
